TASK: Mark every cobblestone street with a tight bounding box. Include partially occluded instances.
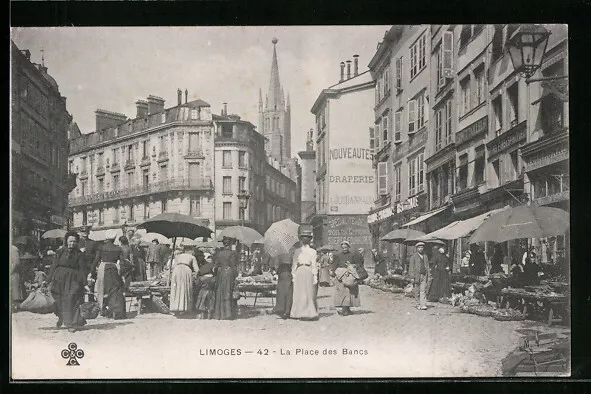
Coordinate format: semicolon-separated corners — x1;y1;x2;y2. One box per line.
11;284;566;379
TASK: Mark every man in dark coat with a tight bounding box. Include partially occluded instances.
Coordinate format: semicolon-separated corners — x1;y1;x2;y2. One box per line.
408;242;429;310
79;226;99;273
428;245;451;302
272;252;294;320
469;245;487;276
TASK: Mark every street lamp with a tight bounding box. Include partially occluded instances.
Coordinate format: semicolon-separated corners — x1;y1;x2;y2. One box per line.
237;189;250;227
506;24;551;80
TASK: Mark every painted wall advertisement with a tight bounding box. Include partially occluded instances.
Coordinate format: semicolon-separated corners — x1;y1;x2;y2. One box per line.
327;215;372;259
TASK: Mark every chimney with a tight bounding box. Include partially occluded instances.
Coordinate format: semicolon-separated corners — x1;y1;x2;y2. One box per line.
147;95;165;115
340;62;345;82
96;109;127;132
353;54;359;76
346;60;352;80
177;89;182;106
135;100;148;118
223;103;228;116
306;128;314;151
185;89;188;103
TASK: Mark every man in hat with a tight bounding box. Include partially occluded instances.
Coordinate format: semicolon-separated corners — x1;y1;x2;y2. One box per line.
289;224;319;320
408;241;429;310
330;240;364;316
79;226;99;273
146;239;165;279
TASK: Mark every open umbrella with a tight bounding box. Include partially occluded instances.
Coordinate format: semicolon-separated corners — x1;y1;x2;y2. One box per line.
42;229;67;240
404;236;445;245
252;237;265;245
380;228;426;243
263;219;300;257
216;226;263;247
469;205;569;244
194;240;224;249
140;232;169;244
175;237;197;246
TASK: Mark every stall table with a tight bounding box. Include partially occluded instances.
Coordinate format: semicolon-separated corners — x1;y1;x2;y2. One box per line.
499;288;568;326
237;282;277;307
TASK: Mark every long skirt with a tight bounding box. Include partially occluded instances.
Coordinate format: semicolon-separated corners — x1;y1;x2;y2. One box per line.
374;261;387;276
290;266;318;319
334;280;361;308
195;276;215;313
272;272;293;316
49;266;86;328
212;267;236;320
96;263;126;318
318;266;331;285
12;272;25;302
170;264;193;313
133;258;147;282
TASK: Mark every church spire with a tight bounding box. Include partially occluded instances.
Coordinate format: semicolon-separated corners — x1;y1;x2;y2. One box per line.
258;88;263;111
267;38;282;111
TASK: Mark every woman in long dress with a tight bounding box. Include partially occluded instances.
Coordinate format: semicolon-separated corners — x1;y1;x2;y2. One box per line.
118;236;135;289
194;252;215;319
318;250;332;287
46;232;88;332
212;237;238;320
428;246;451;302
91;230;126;320
331;240;363;316
169;244;199;317
290;225;319;320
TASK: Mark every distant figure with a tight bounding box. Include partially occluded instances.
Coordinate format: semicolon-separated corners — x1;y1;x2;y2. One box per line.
169;244;199;318
318;250;332;287
409;242;429;310
11;245;24;304
372;249;387;277
129;232;147;282
490;244;504;274
470;245;486;276
460;251;471;275
272;253;294;319
146;239;165;279
195;252;215;319
118;236;134;288
250;249;263;276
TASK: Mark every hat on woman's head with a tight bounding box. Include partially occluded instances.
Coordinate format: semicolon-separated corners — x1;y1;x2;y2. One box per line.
203;252;212;260
298;224;313;237
341;240;351;247
105;229;118;240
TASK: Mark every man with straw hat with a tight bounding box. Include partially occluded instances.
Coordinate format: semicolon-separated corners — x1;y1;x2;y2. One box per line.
408;241;430;310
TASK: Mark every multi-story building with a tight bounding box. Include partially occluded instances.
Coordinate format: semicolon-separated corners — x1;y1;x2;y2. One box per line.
520;25;569;264
310;55;374;260
367;26;446;263
68;92;216;232
259;38;292;165
298;129;316;223
11;42;75;239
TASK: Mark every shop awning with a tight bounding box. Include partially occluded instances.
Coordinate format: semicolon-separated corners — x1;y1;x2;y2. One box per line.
418;206;510;240
402;205;449;227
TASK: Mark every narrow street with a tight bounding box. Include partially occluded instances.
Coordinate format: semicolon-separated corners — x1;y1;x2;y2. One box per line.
11;284;566;379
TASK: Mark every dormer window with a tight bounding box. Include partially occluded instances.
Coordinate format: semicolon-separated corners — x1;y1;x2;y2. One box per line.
161;113;166;123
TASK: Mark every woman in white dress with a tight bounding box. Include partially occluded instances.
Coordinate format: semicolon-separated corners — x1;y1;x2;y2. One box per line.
290;225;319;320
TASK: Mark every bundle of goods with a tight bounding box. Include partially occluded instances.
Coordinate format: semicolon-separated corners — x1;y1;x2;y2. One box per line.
501;330;570;376
384;274;411;288
403;283;414;298
493;308;526;321
19;285;55;314
367;277;404;293
79;293;100;320
460;304;497;317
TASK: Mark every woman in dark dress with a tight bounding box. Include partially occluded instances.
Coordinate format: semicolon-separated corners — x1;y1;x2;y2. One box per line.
46;231;88;332
118;236;134;289
428;246;451;302
212;237;238;320
372;249;387;277
195;252;216;319
91;230;126;319
272;252;294;319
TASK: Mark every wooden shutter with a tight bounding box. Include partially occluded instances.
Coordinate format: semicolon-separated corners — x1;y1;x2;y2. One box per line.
408;99;417;134
438;51;445;88
396;57;403;91
423;95;430;124
377;162;389;196
369;127;375;153
442;31;454;78
394;111;402;142
375;124;380;150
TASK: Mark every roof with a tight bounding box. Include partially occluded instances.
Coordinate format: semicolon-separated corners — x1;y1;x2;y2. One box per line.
310;70;375;114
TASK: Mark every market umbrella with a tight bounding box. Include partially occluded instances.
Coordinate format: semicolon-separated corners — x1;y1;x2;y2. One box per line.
175;237;197;246
469;205;569;244
403;236;445;246
216;226;264;247
263;219;300;257
252;237;265;245
42;229;67;240
194;240;224;249
318;244;339;252
137;213;213;285
140;232;169;244
380;228;426;243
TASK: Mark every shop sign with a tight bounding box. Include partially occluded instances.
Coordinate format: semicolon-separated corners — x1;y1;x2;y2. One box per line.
525;148;569;172
327;215;372;246
395;196;418;214
367;206;395;224
456;116;488;146
487;122;527;157
51;215;67;226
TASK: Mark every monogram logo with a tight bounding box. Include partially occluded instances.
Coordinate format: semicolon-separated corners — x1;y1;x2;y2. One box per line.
61;342;85;366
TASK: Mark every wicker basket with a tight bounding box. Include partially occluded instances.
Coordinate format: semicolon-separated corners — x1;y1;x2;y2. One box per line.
80;302;100;319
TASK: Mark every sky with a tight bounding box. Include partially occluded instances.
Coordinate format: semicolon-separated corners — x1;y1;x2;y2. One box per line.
12;26;390;157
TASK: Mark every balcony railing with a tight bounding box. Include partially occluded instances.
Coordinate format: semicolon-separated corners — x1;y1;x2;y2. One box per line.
69;176;213;206
391;126;428;163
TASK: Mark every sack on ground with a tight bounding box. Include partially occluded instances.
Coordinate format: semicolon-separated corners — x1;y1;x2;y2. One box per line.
19;287;55;314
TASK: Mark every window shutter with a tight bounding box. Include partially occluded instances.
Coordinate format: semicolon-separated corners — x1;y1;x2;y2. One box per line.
382;117;388;142
369;127;375;153
375;124;380;150
442;31;454;78
396;57;402;91
377;162;389;196
423;95;430;123
394;111;402;142
408;99;417;134
438;51;445;88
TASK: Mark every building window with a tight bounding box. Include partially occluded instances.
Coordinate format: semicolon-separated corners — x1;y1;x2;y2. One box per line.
417;153;424;192
161;113;166;123
384;67;390;94
474;146;485;185
509;150;520;181
408;100;417;134
97;208;103;225
223;202;232;219
143;202;150;219
129;205;135;222
189;132;200;152
190;109;198;120
492;95;503;135
376;79;382;104
382;116;389;143
190;197;201;217
491;25;504;64
393;164;401;201
369;127;375;153
445;99;452;145
410;33;426;79
127;171;135;188
142;169;150;188
112;148;119;165
97;177;104;193
541;95;565;134
80;180;87;197
161;199;167;213
507;83;519;127
238;151;247;168
159;165;167;182
80;157;87;173
395;56;403;92
159;136;166;153
223;176;232;194
238;176;246;192
474;66;486;106
437;30;454;89
113;206;120;223
222;150;232;167
458;154;468;191
142;141;149;159
491;159;501;188
431;172;439;207
111;174;119;191
460;76;471;117
435;109;443;151
409;158;417;196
